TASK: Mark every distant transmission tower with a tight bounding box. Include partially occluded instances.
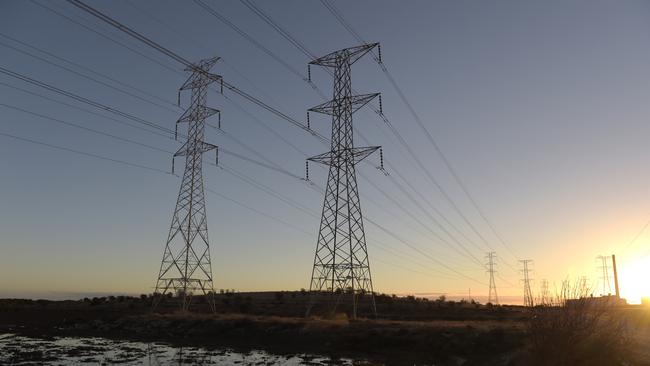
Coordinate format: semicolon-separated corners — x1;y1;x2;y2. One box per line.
486;252;499;305
306;44;382;319
154;57;222;312
539;279;549;305
520;259;534;307
597;255;612;296
578;275;589;296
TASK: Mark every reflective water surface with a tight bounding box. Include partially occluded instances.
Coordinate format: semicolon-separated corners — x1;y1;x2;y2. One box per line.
0;333;360;365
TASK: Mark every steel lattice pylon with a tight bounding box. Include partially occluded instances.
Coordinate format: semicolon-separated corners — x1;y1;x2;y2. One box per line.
486;252;499;305
154;57;222;312
520;259;534;308
306;44;381;319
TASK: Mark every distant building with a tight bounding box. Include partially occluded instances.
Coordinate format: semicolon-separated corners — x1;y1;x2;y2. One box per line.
565;294;627;307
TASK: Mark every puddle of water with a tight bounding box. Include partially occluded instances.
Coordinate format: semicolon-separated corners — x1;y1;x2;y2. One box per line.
0;333;360;365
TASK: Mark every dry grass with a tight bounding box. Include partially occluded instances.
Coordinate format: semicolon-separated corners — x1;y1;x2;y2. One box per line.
524;280;631;366
143;310;522;335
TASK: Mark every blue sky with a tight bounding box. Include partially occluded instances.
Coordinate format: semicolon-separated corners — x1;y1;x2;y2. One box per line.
2;0;650;304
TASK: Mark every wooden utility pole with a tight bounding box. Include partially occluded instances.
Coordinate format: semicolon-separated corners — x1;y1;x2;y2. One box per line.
612;254;620;299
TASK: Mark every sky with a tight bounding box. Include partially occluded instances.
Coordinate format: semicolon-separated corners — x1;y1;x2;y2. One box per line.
1;0;650;305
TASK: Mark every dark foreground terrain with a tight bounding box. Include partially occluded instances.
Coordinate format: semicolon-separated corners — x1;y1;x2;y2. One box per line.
1;292;649;365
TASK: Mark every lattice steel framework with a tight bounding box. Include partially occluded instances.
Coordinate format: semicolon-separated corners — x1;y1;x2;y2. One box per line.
520;259;534;307
539;279;549;305
154;57;221;312
306;44;381;319
486;252;499;305
597;255;612;296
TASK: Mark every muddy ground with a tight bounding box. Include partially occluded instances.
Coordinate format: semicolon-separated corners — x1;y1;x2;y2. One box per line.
0;295;527;365
3;294;649;365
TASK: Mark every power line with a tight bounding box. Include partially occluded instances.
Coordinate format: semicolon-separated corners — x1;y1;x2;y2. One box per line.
236;1;492;271
372;257;462;282
222;162;482;278
0;34;178;112
233;97;480;268
205;187;312;237
239;0;317;60
2;44;312;183
0;81;172;139
5;96;486;286
9;5;317;185
65;0;326;141
220;160;483;280
2;3;492;284
319;0;520;262
30;0;180;75
122;0;291;115
67;0;192;66
362;172;484;267
365;215;487;286
236;0;515;273
192;0;307;83
0;77;306;184
384;173;484;265
53;0;491;274
57;0;491;287
620;213;650;255
0;130;314;245
0;102;170;154
0;66;176;136
0;128;479;286
0;131;169;174
224;9;495;273
195;0;328;100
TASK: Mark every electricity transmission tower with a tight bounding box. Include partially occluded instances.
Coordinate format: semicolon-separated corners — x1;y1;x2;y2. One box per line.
486;252;499;305
578;275;589;296
539;279;549;305
520;259;534;307
597;255;612;296
154;57;222;312
306;43;382;319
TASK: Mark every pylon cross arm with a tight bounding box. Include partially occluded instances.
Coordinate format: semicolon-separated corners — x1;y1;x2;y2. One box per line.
185;56;221;72
179;72;222;91
177;106;220;123
309;43;379;67
308;146;380;166
174;141;217;157
309;93;379;116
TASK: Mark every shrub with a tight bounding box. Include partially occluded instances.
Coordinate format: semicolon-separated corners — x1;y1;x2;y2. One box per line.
525;280;629;365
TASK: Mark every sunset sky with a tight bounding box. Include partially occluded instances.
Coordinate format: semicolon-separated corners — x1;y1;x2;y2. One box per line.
2;0;650;304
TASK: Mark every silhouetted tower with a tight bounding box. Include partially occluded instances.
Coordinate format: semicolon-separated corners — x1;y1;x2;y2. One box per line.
578;275;589;296
611;254;620;298
154;57;222;311
597;255;612;296
520;259;534;307
486;252;499;305
539;279;549;305
306;44;382;319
